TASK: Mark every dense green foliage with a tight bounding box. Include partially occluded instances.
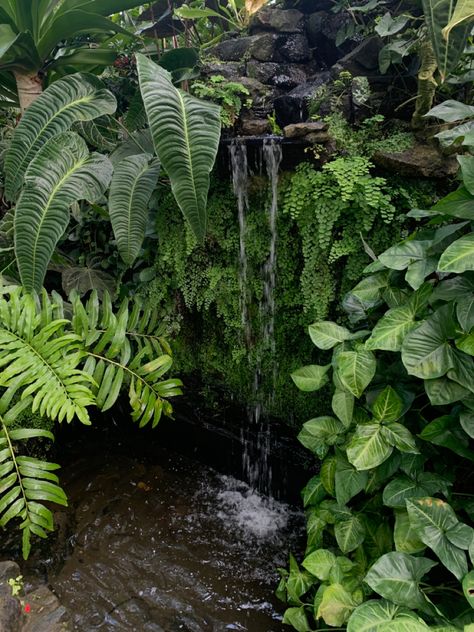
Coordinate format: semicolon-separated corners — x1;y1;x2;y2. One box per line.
279;104;474;630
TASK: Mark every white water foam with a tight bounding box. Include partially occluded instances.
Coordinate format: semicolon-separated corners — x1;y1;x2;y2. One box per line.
216;475;290;540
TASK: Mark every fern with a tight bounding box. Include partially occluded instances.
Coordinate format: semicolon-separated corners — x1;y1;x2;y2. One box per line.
0;401;66;560
70;290;182;428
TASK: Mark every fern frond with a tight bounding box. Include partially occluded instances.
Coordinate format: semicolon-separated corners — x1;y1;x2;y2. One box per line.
70;290;182;426
0;288;95;424
0;405;66;560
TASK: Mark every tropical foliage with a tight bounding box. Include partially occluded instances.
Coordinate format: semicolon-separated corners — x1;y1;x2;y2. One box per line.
279;106;474;630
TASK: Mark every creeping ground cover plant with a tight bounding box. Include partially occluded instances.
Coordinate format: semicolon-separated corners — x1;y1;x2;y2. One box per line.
279;107;474;630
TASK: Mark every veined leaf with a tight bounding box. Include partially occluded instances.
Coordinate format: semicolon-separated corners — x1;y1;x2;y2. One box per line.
335;350;376;398
365;304;417;351
335;514;366;553
347;423;393;470
422;0;470;81
438;233;474;273
317;583;361;626
394;510;426;554
136;53;221;242
5;73;116;201
332;390;354;427
365;552;436;611
297;417;345;459
291;364;330;392
308;321;351;349
15;132;112;292
407;498;470;580
442;0;474;41
109;154;160;265
347;599;423;632
372;386;403;422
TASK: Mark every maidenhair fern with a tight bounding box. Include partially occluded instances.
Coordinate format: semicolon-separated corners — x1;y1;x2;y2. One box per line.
0;284;181;557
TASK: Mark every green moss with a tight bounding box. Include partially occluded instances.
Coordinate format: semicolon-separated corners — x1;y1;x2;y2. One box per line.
141;161;436;426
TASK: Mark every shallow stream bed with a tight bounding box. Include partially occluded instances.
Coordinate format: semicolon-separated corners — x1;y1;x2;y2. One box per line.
45;436;303;631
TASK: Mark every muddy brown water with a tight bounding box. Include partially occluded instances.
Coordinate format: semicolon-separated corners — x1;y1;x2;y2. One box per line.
43;439;303;631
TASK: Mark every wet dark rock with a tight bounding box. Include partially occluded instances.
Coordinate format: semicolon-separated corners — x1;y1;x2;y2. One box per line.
201;61;244;81
372;144;459;178
0;561;21;632
246;60;307;89
249;7;304;33
279;34;311;63
333;35;383;75
274;72;331;126
305;131;331;143
236;77;275;114
284;121;328;138
284;0;333;12
306;11;351;64
240;118;271;135
210;33;279;62
22;585;71;632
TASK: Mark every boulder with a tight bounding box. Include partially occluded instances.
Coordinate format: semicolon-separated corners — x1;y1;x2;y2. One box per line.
306;11;351;64
21;585;72;632
283;0;333;12
246;61;307;89
283;121;328;138
210;33;278;62
0;561;22;632
240;118;271;135
249;7;304;33
236;77;275;115
274;72;331;126
279;34;311;63
333;36;383;75
200;61;244;81
372;144;459;178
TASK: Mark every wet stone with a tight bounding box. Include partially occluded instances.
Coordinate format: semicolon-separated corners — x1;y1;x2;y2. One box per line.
210;33;278;62
247;61;307;89
240;118;271;135
372;144;460;178
201;61;245;81
22;585;72;632
274;72;331;126
0;561;21;632
283;121;328;138
279;34;311;63
249;7;304;33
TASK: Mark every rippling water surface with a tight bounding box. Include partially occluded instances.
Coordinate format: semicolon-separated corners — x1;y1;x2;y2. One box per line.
50;443;303;631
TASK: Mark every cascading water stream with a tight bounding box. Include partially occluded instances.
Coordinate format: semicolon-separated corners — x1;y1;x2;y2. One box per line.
229;137;282;497
229;139;251;347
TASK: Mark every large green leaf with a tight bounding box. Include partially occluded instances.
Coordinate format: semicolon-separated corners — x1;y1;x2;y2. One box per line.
383;472;451;508
426;99;474;122
366;304;417;351
0;26;41;72
372;386;403;422
335;454;368;505
309;321;351;349
394;510;426;554
335;514;366;553
297;416;345;459
379;240;430;270
364;552;436;611
422;0;470;81
136;53;221;242
335;350;376;398
406;498;470;580
14;132;112;292
332;390;354;427
291;364;330;392
108;154;160;266
347;599;423;632
442;0;474;41
317;583;361;626
438;234;474;273
347;423;393;470
5;72;116;201
401;305;456;379
419;415;474;461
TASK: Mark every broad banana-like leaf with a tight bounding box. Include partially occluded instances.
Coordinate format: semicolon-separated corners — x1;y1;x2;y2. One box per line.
136;53;221;242
109;154;160;266
15;132;112;292
422;0;470;81
0;26;42;72
36;11;130;60
442;0;474;40
5;72;116;201
54;0;146;17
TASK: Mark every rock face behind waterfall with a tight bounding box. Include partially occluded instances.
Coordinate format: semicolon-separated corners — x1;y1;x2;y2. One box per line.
203;4;389;130
0;561;72;632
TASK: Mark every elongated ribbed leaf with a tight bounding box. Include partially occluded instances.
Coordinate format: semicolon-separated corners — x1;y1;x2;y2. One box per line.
15;132;112;292
136;53;221;242
422;0;470;81
442;0;474;40
109;154;160;265
4;72;116;201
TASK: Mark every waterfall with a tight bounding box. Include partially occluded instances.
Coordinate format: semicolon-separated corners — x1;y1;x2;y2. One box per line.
229;137;282;497
229;139;251;347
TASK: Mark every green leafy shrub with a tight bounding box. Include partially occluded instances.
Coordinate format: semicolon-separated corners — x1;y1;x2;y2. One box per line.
192;74;251;128
279;148;474;628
